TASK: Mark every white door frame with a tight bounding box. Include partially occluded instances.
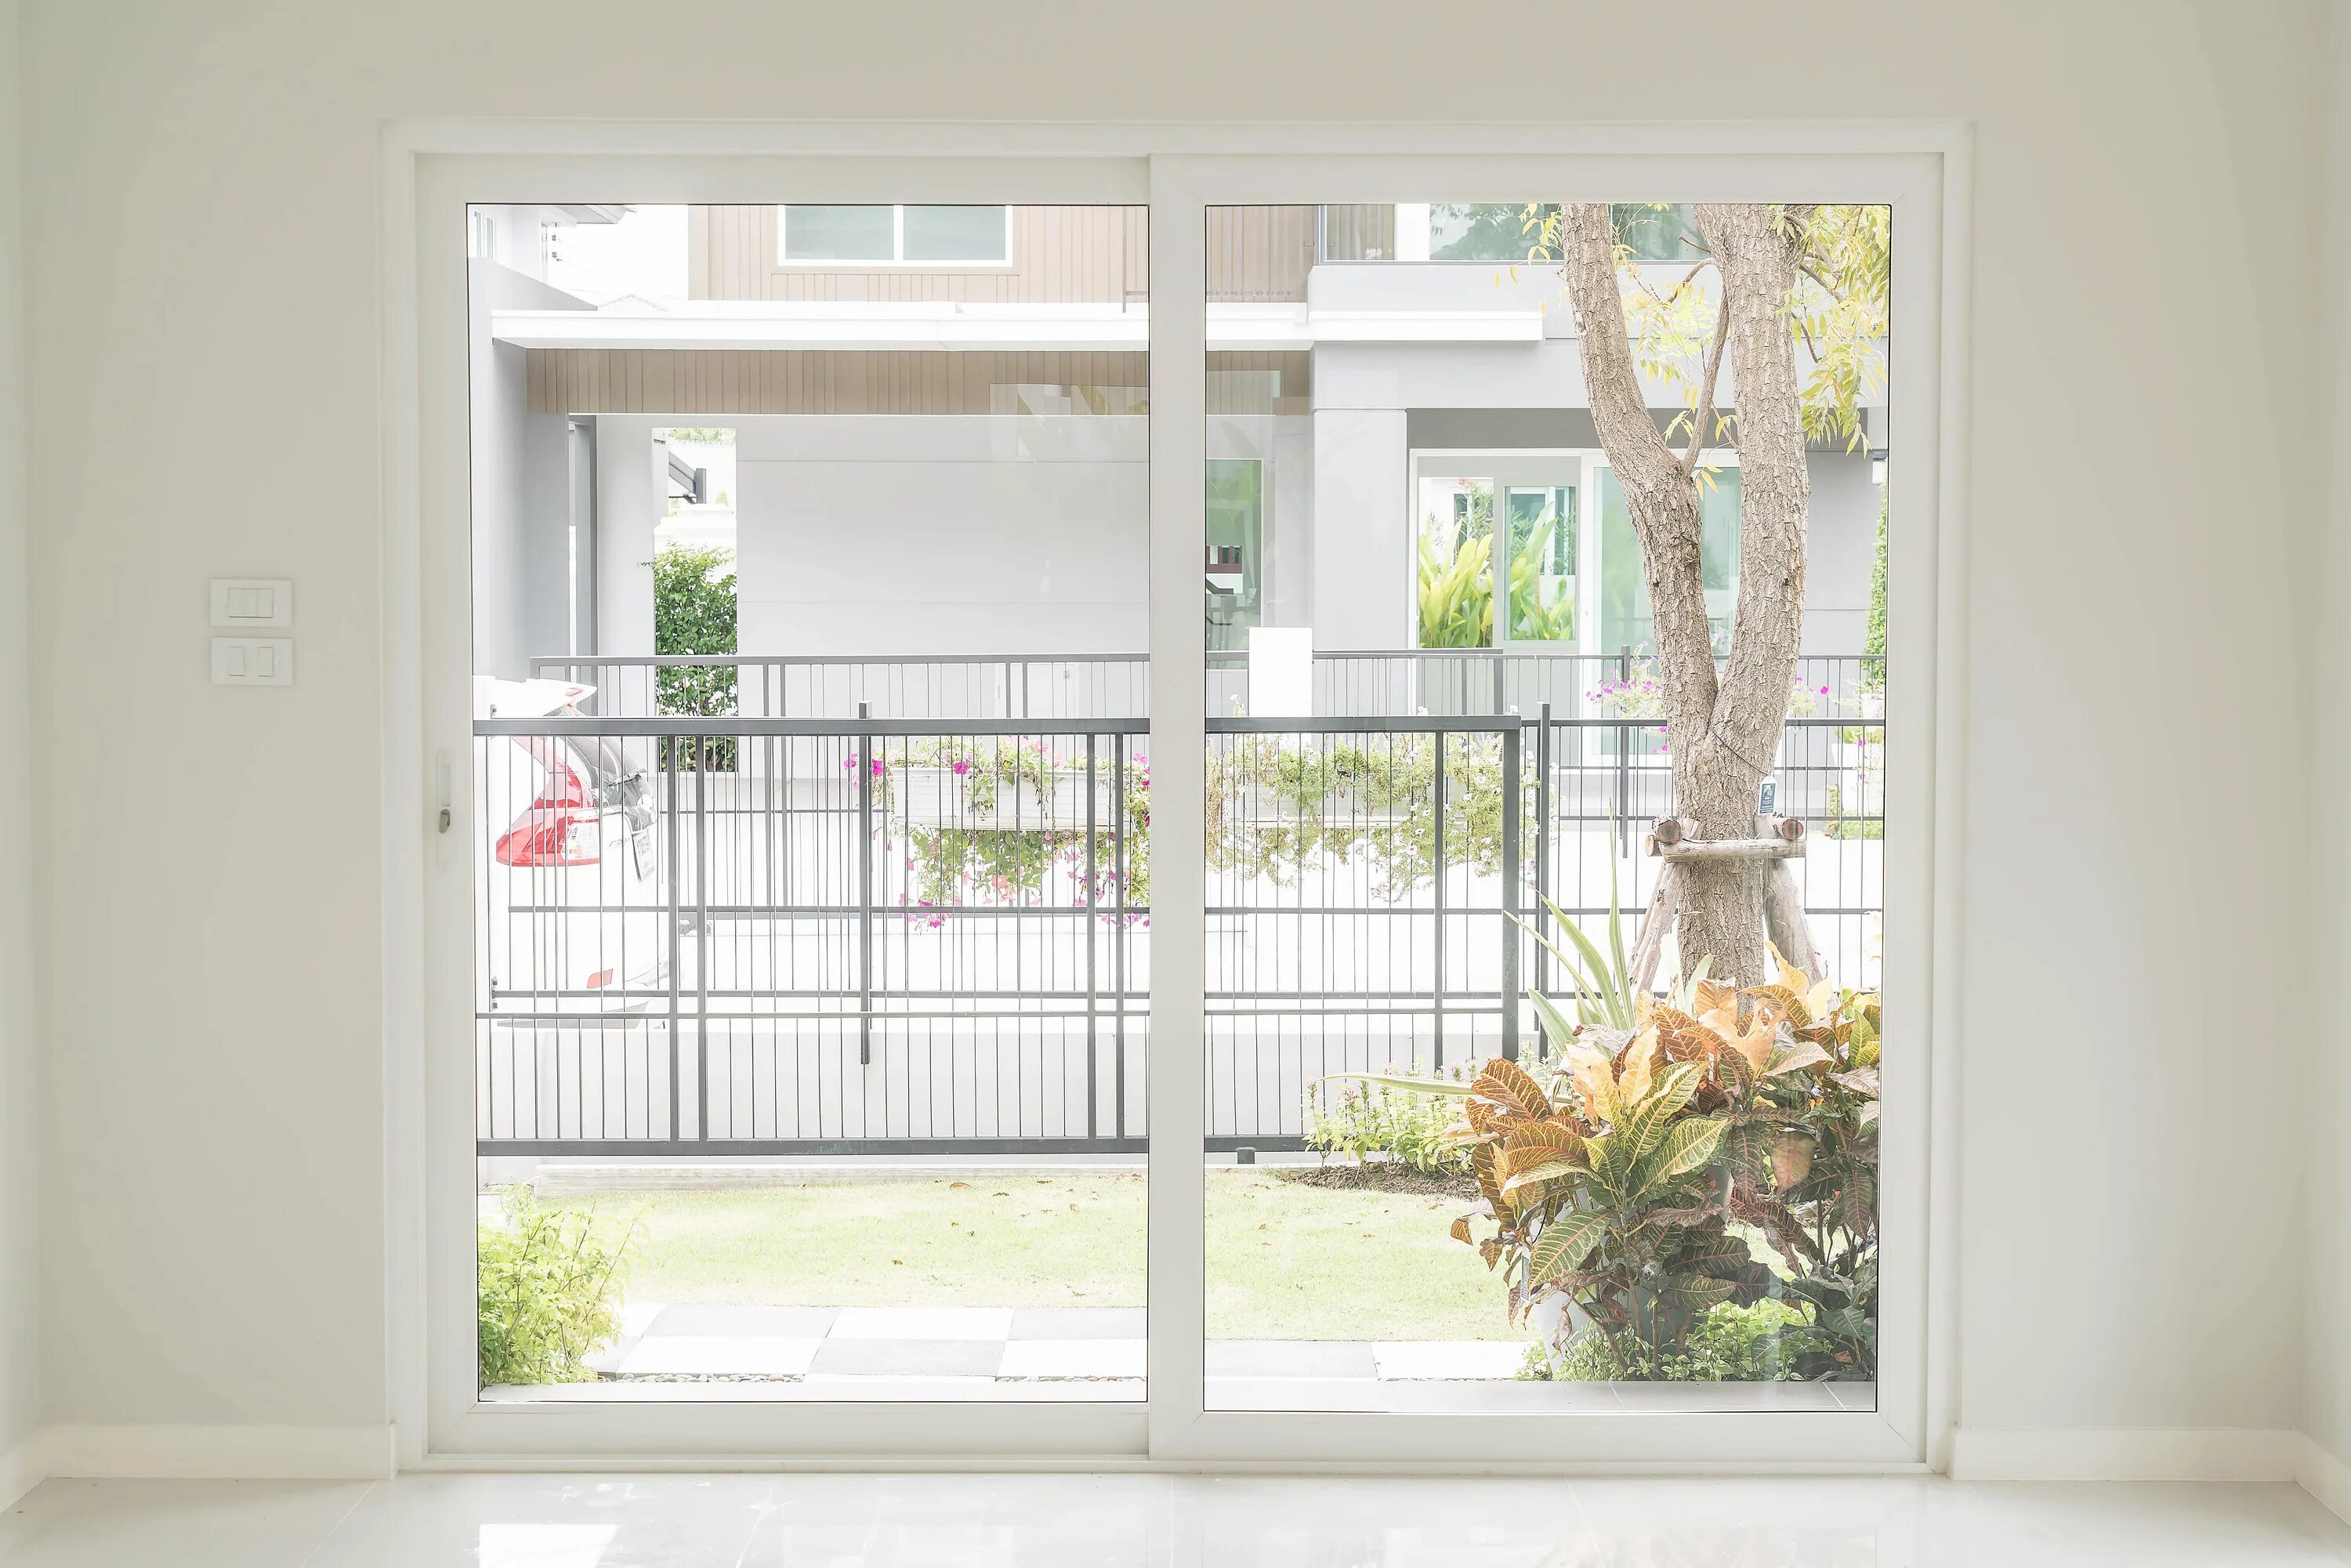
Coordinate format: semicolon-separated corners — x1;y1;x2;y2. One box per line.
381;123;1969;1472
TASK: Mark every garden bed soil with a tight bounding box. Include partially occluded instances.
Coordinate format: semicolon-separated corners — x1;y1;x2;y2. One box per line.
1277;1162;1478;1198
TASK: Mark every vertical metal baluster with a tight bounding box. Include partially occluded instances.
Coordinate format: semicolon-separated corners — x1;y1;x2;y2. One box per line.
696;735;711;1143
1432;730;1447;1069
664;735;681;1144
1501;719;1521;1062
857;701;874;1068
1534;703;1552;1006
1617;644;1633;857
1114;730;1128;1143
1085;732;1099;1142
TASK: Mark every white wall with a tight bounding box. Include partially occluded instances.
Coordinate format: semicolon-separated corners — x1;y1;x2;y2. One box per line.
0;0;34;1494
12;0;2328;1455
2306;1;2351;1487
732;415;1147;658
467;262;581;679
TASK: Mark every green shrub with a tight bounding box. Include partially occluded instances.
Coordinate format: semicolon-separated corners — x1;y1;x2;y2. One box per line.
477;1192;639;1386
1304;1066;1473;1175
1522;1298;1811;1382
649;542;737;771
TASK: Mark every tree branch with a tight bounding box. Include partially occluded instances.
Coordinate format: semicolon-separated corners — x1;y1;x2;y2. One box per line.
1683;295;1730;475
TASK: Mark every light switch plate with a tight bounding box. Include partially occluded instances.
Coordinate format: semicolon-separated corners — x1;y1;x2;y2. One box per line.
212;637;294;686
209;578;293;629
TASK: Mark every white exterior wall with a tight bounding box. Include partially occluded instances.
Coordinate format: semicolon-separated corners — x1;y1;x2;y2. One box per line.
466;262;583;679
1333;343;1886;657
1802;451;1881;656
13;0;2328;1465
1309;408;1411;648
733;415;1147;657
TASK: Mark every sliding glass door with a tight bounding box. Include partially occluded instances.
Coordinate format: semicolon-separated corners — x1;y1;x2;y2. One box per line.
464;197;1154;1407
1194;197;1892;1426
427;149;1933;1465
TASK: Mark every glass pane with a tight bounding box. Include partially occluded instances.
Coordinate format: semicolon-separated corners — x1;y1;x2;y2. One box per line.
1429;202;1548;261
1205;458;1264;654
1320;203;1395;260
1504;485;1575;643
1415;476;1494;648
781;205;895;260
467;201;1149;1406
1612;202;1707;262
1203;199;1889;1418
902;205;1007;262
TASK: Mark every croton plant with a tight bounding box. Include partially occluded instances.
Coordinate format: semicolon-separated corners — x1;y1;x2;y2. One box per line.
1351;946;1881;1378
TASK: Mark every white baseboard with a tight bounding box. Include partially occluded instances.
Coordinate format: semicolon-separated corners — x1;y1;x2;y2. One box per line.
38;1424;397;1481
1949;1426;2306;1483
0;1432;40;1509
2295;1434;2351;1526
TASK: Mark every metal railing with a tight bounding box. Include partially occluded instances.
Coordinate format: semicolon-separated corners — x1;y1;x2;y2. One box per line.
531;650;1886;724
474;701;1885;1157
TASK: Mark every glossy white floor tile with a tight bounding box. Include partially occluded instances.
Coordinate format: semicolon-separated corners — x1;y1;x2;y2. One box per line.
2;1472;2348;1566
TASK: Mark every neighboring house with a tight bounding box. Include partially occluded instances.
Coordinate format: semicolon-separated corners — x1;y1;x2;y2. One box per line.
466;204;1886;682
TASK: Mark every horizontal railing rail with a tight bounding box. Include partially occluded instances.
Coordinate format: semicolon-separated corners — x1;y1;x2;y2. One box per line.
529;650;1887;723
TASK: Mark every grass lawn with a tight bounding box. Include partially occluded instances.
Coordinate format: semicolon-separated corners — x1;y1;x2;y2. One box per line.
549;1171;1531;1343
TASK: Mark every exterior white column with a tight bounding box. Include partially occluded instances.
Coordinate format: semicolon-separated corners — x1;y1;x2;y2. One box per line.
1309;407;1410;650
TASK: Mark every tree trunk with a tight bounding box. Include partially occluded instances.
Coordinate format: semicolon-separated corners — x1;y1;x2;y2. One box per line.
1557;203;1813;985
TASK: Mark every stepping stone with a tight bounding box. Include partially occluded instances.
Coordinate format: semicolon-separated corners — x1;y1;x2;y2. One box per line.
645;1304;840;1337
1205;1340;1377;1379
998;1340;1147;1380
831;1307;1016;1341
1008;1308;1149;1341
616;1335;822;1378
1371;1341;1528;1381
810;1338;1008;1378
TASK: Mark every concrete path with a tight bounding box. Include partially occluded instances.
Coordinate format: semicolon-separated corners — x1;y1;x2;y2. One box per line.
476;1303;1876;1412
577;1302;1528;1389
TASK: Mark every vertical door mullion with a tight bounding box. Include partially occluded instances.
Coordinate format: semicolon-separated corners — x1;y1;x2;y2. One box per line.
1143;161;1208;1454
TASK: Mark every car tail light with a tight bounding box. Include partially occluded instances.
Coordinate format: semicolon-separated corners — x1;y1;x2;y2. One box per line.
584;969;614;990
495;750;603;867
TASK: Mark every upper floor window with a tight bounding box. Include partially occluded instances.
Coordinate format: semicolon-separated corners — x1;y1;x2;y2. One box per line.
1424;202;1707;263
777;205;1012;266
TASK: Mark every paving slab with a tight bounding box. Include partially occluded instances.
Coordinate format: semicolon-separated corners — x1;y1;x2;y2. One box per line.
1370;1340;1528;1381
809;1338;1007;1377
647;1304;840;1337
1204;1339;1378;1379
1007;1307;1149;1341
997;1339;1147;1380
830;1306;1016;1341
616;1334;822;1378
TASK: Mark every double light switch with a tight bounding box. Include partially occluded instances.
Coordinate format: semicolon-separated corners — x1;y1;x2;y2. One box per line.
210;578;294;686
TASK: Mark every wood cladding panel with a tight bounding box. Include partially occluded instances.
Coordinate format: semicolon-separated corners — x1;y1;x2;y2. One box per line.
524;349;1310;415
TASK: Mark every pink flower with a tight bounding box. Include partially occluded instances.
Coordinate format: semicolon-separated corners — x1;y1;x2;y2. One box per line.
951;759;970;776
